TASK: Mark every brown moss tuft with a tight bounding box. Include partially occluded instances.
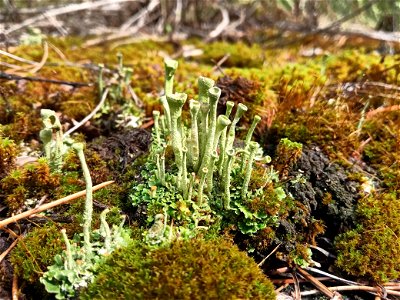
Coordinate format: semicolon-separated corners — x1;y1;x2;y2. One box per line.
0;137;17;179
0;158;60;214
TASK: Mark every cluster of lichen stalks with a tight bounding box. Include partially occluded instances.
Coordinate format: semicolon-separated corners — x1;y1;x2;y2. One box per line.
152;58;263;209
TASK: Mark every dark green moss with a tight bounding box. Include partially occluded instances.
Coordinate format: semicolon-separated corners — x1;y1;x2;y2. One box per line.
81;238;276;300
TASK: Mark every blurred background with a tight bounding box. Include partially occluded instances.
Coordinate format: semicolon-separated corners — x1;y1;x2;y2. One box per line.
1;0;399;51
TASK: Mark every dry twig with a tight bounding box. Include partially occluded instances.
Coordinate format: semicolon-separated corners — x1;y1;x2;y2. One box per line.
0;180;114;229
0;238;20;263
297;267;342;299
5;0;139;35
63;88;109;137
301;285;400;297
0;71;93;87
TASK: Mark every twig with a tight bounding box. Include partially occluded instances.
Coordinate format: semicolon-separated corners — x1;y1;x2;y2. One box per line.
275;283;289;293
43;11;68;36
4;0;139;35
0;180;114;229
305;267;360;286
140;119;154;129
0;238;20;263
297;267;342;299
292;270;301;300
120;0;160;31
30;40;49;74
12;273;18;300
0;71;93;87
272;277;331;284
211;53;231;73
301;285;400;297
0;49;39;65
309;244;336;258
258;243;280;266
366;105;400;119
84;0;160;47
206;5;230;41
63;88;109;137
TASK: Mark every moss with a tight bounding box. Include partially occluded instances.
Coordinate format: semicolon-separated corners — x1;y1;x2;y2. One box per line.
0;158;60;214
335;192;400;283
0;137;17;179
274;138;302;178
81;237;275;300
10;224;64;288
197;41;265;68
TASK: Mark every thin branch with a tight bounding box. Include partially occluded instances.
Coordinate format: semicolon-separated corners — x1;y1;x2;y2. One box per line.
0;49;39;65
5;0;139;35
0;238;20;263
12;273;18;300
305;267;361;286
63;88;109;137
207;5;230;41
84;0;160;47
0;180;115;229
29;40;49;74
258;243;280;267
301;285;400;297
120;0;160;31
0;71;93;87
297;267;342;299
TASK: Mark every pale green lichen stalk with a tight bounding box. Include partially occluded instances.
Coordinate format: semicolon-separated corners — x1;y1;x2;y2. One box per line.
242;142;260;199
40;109;64;172
72;143;93;254
150;58;269;212
166;92;187;191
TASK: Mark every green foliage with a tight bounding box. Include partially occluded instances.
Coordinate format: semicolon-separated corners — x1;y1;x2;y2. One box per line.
335;192;400;283
81;237;276;300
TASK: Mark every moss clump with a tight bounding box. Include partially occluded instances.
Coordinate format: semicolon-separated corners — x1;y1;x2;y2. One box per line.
10;224;64;297
0;158;60;214
0;137;17;179
335;192;400;283
81;238;276;300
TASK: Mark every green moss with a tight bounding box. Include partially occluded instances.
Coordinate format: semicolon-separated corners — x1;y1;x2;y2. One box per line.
10;224;64;284
335;192;400;283
81;237;276;300
198;41;265;68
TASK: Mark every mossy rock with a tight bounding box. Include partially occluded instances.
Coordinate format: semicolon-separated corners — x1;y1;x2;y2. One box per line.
81;237;276;300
